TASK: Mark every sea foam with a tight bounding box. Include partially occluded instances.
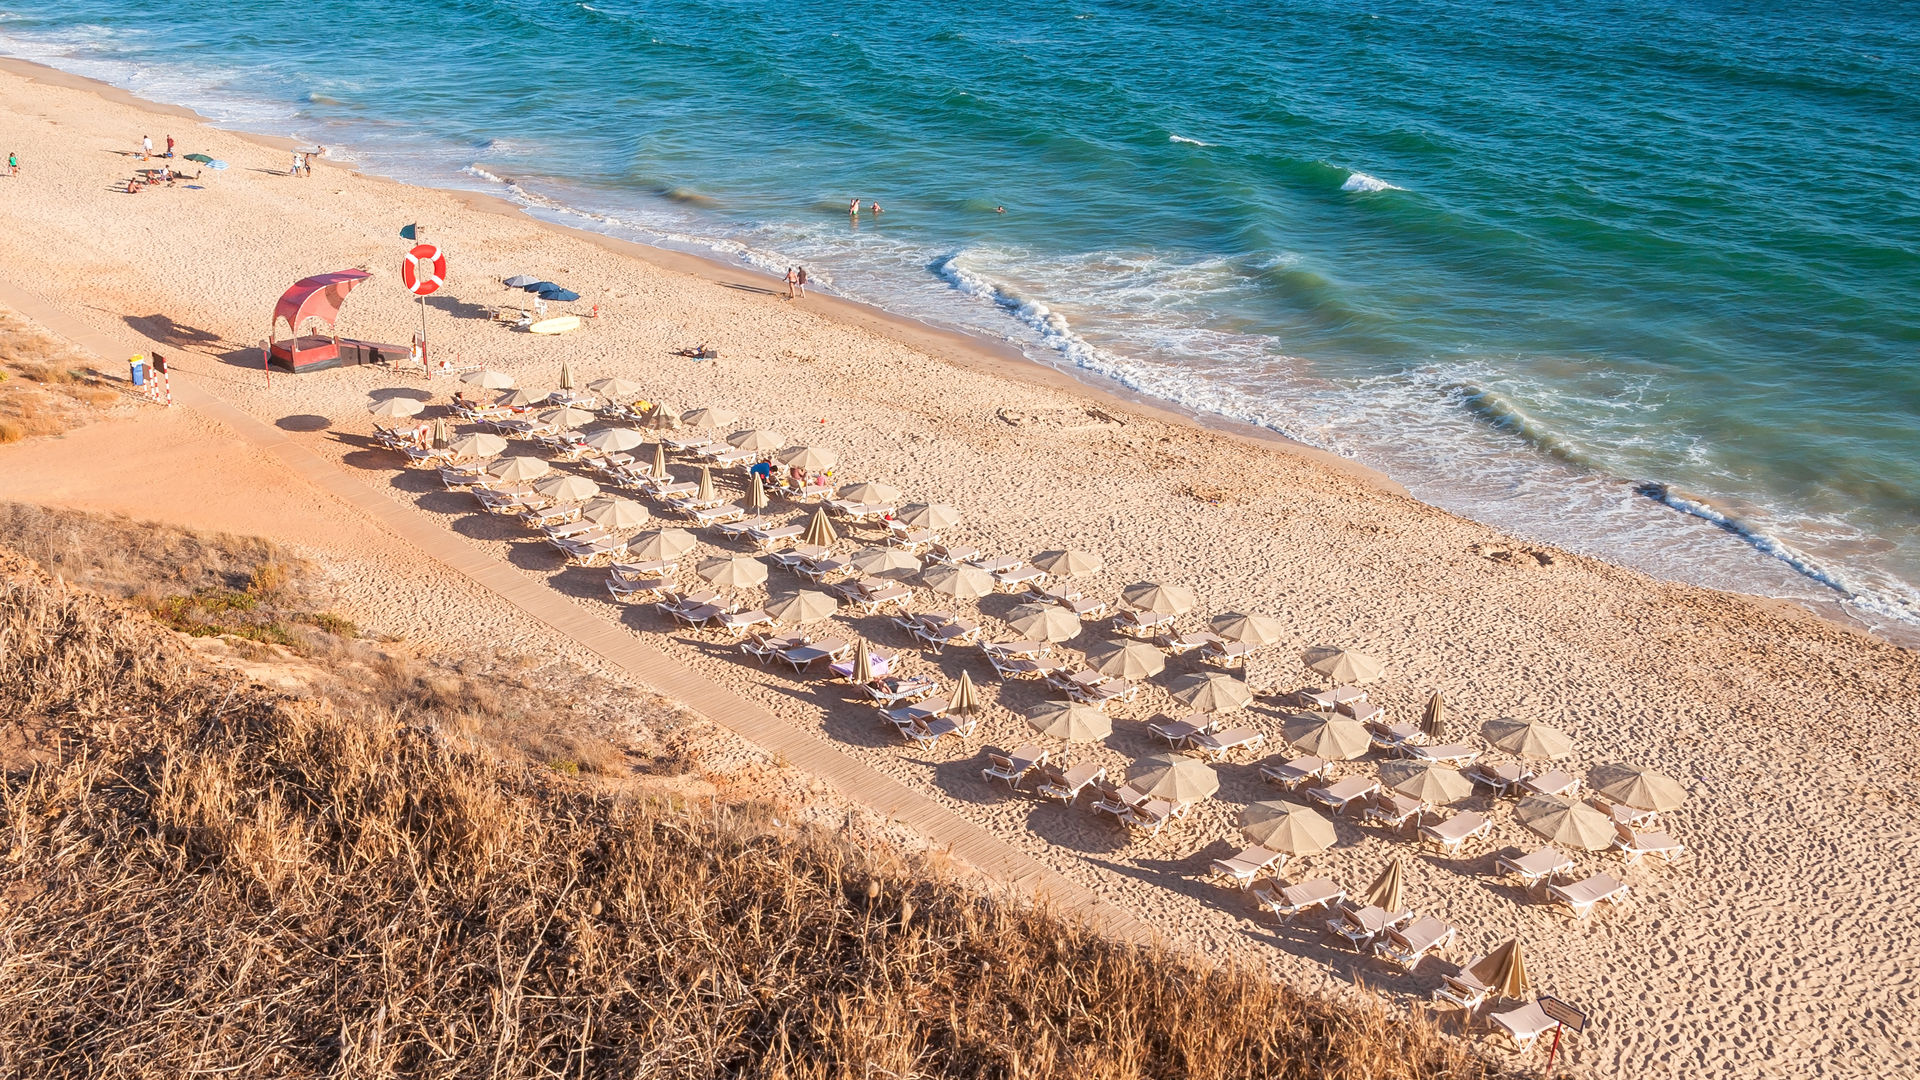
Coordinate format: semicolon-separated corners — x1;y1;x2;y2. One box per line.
1340;170;1403;193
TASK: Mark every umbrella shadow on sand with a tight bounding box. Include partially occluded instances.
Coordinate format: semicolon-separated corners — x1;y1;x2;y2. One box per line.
275;414;331;432
124;313;223;348
425;294;498;321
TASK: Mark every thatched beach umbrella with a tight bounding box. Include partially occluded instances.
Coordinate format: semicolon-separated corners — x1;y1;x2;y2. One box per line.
837;481;902;505
727;428;787;453
496;388;552;409
1303;645;1384;684
1281;712;1371;760
801;508;838;549
897;503;962;531
1515;795;1615;850
533;474;599;503
1421;692;1447;739
461;369;514;389
1588;763;1687;812
1026;701;1111;742
1469;940;1531;1001
767;590;839;625
368;396;425;419
489;456;551;483
1128;753;1220;804
1484;717;1573;759
1085;640;1165;680
1121;582;1196;616
449;433;507;460
627;528;699;563
1005;603;1081;643
697;554;768;590
1240;802;1337;855
1031;549;1103;578
539;406;597;430
775;445;837;472
1170;672;1253;713
1210;613;1286;647
850;547;921;579
744;473;768;512
922;564;994;599
681;407;737;430
695;466;716;505
581;496;649;530
951;669;982;714
851;639;874;684
1381;761;1476;806
1361;858;1407;912
588;376;644;400
583;427;646;454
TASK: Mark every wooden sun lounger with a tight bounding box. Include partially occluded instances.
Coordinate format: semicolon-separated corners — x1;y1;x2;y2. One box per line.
1188;726;1266;760
1491;1001;1559;1053
1613;822;1686;865
1549;872;1630;918
1373;915;1458;970
1249;877;1344;921
981;745;1049;789
1419;810;1491;855
1034;762;1105;803
1496;845;1573;891
1258;755;1329;790
1208;845;1286;889
1307;776;1380;815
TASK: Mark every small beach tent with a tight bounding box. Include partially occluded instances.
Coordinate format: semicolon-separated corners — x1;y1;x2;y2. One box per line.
268;270;392;372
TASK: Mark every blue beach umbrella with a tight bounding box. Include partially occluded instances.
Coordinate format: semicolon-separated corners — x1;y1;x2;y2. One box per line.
520;280;559;293
537;287;581;302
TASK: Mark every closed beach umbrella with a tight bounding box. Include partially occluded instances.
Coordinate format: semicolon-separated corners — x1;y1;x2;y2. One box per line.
696;466;716;504
838;481;902;505
1361;858;1407;912
851;639;874;684
1380;761;1476;805
588;376;645;400
461;369;514;389
1515;795;1616;850
449;433;507;460
1210;612;1286;647
1005;602;1082;643
745;473;769;512
697;554;768;589
775;445;838;472
368;396;425;419
801;508;839;548
1128;753;1220;803
1281;712;1371;760
922;564;994;599
581;496;649;530
767;590;839;625
1588;763;1687;812
1240;802;1337;855
627;528;699;562
539;406;597;430
898;503;962;531
1031;548;1103;578
1026;701;1112;742
496;388;553;409
650;442;668;479
951;669;982;714
1121;582;1196;615
681;407;737;430
727;428;787;453
533;474;599;503
502;274;539;288
850;547;921;579
1085;640;1166;680
1170;672;1253;713
1470;940;1531;1001
1484;717;1573;760
583;427;646;453
1303;645;1385;684
1421;692;1447;738
489;456;551;483
432;418;450;447
558;360;576;390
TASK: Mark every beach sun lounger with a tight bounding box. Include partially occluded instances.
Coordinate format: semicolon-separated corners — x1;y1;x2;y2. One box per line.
778;638;854;672
1491;1001;1560;1053
1519;769;1579;798
1496;845;1574;892
1158;629;1220;655
1258;754;1330;790
606;573;674;603
1326;904;1411;951
1307;775;1380;815
1208;845;1287;889
1431;959;1494;1011
1146;713;1214;749
884;696;951;730
1547;871;1630;918
1121;797;1179;836
1341;699;1384;725
739;632;808;665
1249;877;1345;921
1199;637;1256;666
1419;810;1491;855
1187;726;1266;760
1590;795;1659;827
986;653;1062;680
1034;762;1105;803
1466;760;1533;797
860;674;939;707
714;608;773;634
1112;609;1176;637
1361;791;1428;831
902;711;976;748
1088;781;1150;820
1405;742;1479;766
1372;915;1457;971
1612;822;1686;865
981;745;1049;789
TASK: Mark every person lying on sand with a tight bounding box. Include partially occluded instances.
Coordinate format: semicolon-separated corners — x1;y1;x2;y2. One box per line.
675;344;718;359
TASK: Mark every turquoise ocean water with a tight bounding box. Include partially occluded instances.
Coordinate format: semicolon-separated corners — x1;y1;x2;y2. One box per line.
4;1;1917;636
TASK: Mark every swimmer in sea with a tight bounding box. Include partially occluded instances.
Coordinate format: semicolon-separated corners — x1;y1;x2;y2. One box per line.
995;205;1006;213
870;202;881;214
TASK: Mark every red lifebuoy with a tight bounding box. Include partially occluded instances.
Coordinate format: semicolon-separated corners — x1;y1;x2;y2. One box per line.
401;244;447;296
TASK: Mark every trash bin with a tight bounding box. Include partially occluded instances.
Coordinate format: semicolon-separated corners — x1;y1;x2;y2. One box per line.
129;358;146;386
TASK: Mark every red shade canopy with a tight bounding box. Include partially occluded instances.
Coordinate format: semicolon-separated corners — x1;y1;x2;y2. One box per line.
273;270;370;336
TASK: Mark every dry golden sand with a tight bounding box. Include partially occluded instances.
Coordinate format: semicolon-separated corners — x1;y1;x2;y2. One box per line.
1;60;1917;1079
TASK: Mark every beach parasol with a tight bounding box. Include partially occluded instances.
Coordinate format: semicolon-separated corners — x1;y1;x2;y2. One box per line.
368;397;425;419
1031;548;1103;578
1128;753;1220;803
744;473;769;512
462;369;515;389
519;280;558;294
951;669;982;714
1170;671;1253;712
583;427;646;453
681;407;737;430
650;442;668;479
727;428;787;453
1210;612;1286;647
1380;761;1476;805
801;508;839;549
851;639;874;684
184;153;215;165
850;547;921;579
626;528;699;562
921;564;994;599
1240;801;1337;854
1361;858;1407;912
539;287;581;302
1515;795;1616;850
1484;717;1573;760
695;466;716;505
449;433;507;460
1469;940;1531;1001
502;274;539;288
648;403;682;430
1588;763;1687;812
897;503;962;531
539;406;597;430
495;388;553;409
533;474;599;503
697;553;768;590
1085;639;1166;680
488;456;551;483
837;481;902;505
1121;582;1196;615
1421;692;1447;738
775;445;837;472
588;376;645;399
432;418;450;447
1005;602;1082;643
1281;712;1372;760
581;496;649;530
1303;645;1385;684
1025;701;1112;742
767;590;839;625
558;360;576;390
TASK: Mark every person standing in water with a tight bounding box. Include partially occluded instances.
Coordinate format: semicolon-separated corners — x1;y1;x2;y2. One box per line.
870;202;882;215
849;197;860;218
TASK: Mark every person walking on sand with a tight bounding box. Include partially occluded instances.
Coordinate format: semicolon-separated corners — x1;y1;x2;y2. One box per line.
784;266;797;299
141;135;152;160
796;266;808;297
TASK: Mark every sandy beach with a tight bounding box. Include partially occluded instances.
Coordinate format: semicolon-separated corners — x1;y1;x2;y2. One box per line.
2;59;1918;1079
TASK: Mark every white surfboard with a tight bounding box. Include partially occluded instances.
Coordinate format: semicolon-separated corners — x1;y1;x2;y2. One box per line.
528;315;583;335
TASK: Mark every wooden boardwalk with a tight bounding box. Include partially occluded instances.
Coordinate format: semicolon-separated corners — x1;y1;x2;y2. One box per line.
0;277;1153;943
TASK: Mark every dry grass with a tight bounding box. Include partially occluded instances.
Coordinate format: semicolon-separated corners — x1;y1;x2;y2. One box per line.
0;305;123;441
0;552;1498;1079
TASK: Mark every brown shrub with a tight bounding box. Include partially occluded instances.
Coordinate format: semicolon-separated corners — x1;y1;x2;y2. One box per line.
0;419;21;444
